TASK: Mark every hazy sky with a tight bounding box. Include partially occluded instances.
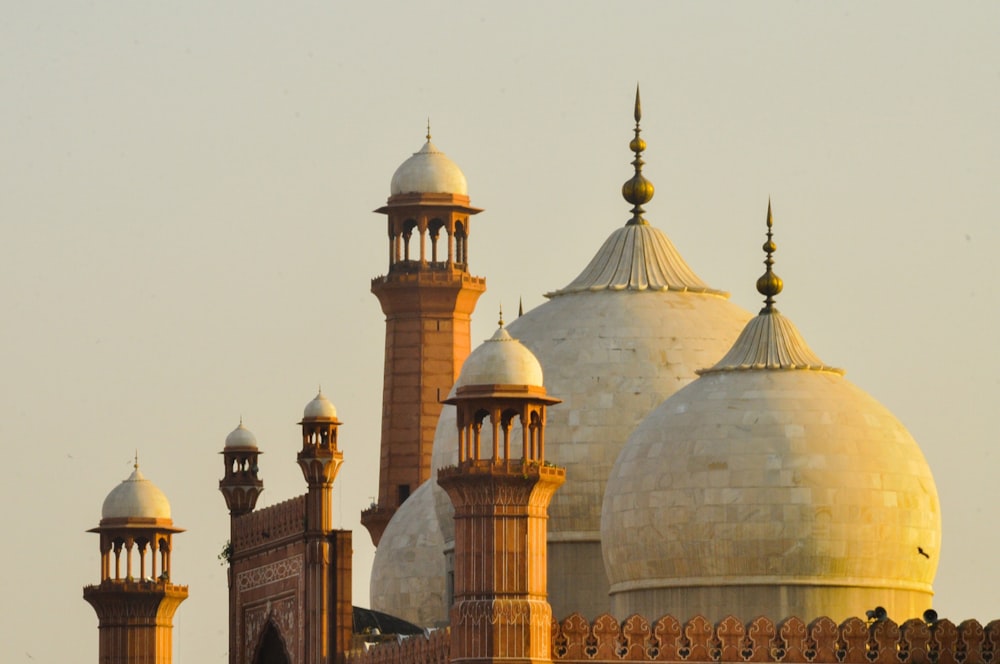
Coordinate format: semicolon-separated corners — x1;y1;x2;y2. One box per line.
2;2;998;661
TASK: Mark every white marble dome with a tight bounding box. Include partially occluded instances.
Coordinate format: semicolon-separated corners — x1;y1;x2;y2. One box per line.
601;310;941;622
224;421;258;449
390;139;468;196
303;390;337;420
101;467;172;521
371;219;752;625
454;325;544;389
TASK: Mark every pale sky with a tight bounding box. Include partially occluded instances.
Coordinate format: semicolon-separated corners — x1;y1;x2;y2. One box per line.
1;2;998;661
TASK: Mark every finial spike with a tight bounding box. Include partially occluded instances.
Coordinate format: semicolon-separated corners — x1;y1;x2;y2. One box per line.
426;118;431;142
498;304;504;328
518;297;524;317
134;450;139;470
622;85;654;226
755;198;783;313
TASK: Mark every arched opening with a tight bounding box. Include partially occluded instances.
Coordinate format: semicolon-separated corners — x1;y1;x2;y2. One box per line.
428;218;445;266
454;221;467;266
402;219;418;263
252;621;291;664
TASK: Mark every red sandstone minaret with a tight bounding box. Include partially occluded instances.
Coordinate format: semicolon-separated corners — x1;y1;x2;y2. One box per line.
437;319;564;664
362;131;486;545
84;462;188;664
297;391;352;664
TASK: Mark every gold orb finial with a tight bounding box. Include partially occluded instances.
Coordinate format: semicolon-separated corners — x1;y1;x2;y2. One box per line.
755;199;783;313
622;84;654;226
426;117;431;142
498;304;504;328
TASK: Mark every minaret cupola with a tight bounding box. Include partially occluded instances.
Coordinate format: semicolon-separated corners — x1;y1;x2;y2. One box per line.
219;419;264;516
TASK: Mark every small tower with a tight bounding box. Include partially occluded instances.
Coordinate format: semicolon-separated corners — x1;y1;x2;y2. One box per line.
437;317;564;664
219;419;264;517
83;461;188;664
363;130;487;546
297;390;352;664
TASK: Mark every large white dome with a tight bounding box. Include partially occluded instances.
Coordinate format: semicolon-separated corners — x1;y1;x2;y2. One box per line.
601;309;941;622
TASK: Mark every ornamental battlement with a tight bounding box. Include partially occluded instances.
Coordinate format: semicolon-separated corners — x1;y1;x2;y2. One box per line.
349;613;1000;664
232;494;306;553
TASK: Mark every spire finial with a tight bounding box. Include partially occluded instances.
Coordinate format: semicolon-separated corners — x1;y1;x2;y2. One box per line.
134;450;139;470
755;198;783;313
426;118;432;142
498;304;504;328
621;84;654;226
518;297;524;318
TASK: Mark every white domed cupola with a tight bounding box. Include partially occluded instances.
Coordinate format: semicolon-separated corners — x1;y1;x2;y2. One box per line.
101;460;173;522
601;203;941;623
390;130;468;197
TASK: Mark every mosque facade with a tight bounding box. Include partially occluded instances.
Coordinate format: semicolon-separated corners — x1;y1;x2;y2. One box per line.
85;93;967;664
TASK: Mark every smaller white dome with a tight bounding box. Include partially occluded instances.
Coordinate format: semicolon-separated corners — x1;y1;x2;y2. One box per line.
390;140;468;196
455;326;544;389
101;467;172;520
225;421;258;449
303;390;337;420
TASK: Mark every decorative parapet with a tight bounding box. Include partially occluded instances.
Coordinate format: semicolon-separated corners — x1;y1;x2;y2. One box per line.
346;614;1000;664
551;613;1000;664
346;628;450;664
232;494;306;554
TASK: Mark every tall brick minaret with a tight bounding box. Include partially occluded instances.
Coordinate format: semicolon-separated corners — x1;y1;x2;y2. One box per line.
362;131;486;546
437;320;564;664
84;462;188;664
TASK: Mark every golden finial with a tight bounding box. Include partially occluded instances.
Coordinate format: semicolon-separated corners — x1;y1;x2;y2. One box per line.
518;297;524;317
426;118;432;142
134;450;139;470
755;199;783;313
621;84;654;226
498;304;504;328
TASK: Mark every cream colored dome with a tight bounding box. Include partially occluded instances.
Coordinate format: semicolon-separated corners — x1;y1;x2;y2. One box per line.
371;222;751;625
303;390;337;420
368;480;449;628
101;467;172;520
454;325;544;389
390;139;468;196
601;310;941;622
224;421;257;449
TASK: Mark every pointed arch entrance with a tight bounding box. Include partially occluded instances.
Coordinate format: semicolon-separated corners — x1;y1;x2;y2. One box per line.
252;621;291;664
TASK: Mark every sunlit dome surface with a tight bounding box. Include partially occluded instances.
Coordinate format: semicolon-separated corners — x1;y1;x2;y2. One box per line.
302;390;337;420
454;325;544;389
390;139;468;196
224;421;258;449
602;308;941;622
101;467;172;520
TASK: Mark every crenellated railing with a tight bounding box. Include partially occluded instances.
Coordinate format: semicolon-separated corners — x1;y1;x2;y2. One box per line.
232;494;306;554
348;613;1000;664
346;628;450;664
